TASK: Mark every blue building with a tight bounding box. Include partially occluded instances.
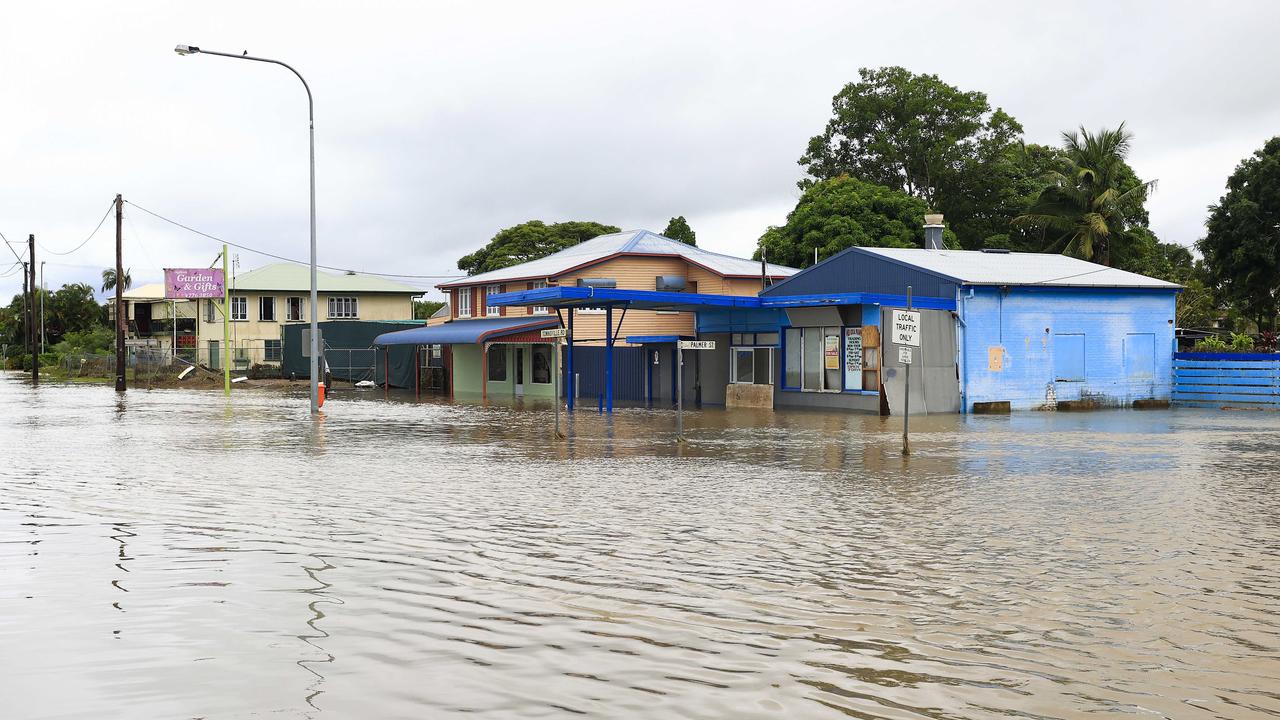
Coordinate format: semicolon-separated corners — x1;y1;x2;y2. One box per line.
754;246;1181;413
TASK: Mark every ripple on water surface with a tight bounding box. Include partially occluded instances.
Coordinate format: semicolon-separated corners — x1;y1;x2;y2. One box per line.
1;376;1278;719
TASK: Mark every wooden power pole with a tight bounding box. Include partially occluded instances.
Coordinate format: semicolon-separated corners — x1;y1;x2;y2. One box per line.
21;260;29;374
114;194;126;392
28;235;37;385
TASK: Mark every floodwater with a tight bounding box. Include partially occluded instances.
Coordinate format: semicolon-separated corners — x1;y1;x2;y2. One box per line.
2;375;1279;720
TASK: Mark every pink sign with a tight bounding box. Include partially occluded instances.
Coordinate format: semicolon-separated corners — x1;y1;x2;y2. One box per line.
164;268;225;299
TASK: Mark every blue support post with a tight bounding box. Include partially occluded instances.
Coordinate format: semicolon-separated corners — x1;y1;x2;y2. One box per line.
605;306;614;413
566;309;575;411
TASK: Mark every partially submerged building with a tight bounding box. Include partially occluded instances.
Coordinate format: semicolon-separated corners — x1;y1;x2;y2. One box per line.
373;229;794;401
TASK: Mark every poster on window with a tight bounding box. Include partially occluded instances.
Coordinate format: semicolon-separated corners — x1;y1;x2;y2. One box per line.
844;328;863;391
824;335;840;370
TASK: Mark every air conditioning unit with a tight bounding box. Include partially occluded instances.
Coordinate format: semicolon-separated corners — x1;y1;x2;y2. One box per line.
655;275;687;292
577;278;616;288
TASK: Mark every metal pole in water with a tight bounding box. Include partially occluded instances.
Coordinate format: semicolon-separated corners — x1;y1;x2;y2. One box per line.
222;244;230;397
902;285;912;456
676;343;684;442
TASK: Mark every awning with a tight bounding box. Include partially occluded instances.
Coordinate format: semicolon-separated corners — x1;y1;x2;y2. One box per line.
373;316;560;346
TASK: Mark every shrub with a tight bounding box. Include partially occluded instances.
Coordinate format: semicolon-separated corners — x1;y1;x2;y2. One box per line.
1193;336;1228;352
1258;331;1278;353
1230;332;1255;352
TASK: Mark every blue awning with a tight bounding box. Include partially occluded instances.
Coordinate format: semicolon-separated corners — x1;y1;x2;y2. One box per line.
373;316;560;346
488;286;956;312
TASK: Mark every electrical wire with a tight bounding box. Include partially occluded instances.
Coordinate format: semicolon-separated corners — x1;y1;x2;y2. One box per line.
37;200;116;256
124;200;465;280
0;230;28;265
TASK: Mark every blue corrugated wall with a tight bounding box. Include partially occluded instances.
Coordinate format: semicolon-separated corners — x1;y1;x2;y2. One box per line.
959;286;1177;411
568;346;648;404
1173;354;1280;409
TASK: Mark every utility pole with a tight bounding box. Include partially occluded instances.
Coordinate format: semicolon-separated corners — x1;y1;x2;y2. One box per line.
40;261;46;354
115;194;126;392
21;260;29;373
28;235;38;385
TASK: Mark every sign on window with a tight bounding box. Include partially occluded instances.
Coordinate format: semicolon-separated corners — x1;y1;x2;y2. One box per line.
843;328;863;391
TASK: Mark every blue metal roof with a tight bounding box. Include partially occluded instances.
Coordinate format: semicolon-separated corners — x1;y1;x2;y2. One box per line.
373;316;560;345
488;287;955;312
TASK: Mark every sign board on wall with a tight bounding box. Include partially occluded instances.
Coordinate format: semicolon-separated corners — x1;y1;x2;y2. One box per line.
678;340;716;350
164;268;224;299
891;310;921;347
843;328;863;391
824;335;840;370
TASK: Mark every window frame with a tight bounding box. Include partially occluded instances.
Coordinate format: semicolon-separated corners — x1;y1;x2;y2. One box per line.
327;296;358;319
731;347;774;385
782;326;847;393
530;280;549;315
457;288;472;318
264;339;282;363
229;296;248;322
259;296;276;322
485;284;503;317
486;344;507;382
531;343;553;384
285;296;304;322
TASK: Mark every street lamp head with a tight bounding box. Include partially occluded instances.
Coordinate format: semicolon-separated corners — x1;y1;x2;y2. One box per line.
174;44;200;56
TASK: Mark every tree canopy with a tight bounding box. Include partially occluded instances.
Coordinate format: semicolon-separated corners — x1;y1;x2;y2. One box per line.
1014;125;1156;266
662;216;697;245
1198;136;1280;330
457;220;620;276
798;66;1028;249
755;176;950;269
0;282;105;349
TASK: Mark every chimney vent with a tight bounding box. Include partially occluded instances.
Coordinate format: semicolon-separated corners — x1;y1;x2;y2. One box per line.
924;213;945;250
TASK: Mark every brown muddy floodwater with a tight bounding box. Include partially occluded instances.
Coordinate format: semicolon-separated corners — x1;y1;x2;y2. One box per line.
1;374;1279;719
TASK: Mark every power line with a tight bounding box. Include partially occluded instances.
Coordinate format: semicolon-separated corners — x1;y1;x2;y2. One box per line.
0;230;28;265
124;200;465;280
37;200;116;256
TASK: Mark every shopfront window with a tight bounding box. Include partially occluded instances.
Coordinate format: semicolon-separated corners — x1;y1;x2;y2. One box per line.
731;348;773;385
487;345;506;381
785;326;844;392
531;344;553;384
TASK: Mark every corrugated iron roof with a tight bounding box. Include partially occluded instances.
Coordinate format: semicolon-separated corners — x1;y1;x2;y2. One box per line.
230;263;424;293
856;248;1181;288
439;229;796;288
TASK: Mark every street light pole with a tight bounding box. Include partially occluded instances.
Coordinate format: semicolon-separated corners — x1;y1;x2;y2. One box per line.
175;44;320;415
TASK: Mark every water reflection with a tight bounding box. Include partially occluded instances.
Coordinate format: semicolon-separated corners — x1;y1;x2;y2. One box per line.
1;375;1278;718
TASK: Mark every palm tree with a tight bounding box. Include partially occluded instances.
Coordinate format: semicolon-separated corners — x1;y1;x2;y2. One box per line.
101;267;132;294
1013;124;1155;266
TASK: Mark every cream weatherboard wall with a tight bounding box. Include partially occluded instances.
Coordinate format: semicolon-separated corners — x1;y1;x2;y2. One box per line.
197;292;414;365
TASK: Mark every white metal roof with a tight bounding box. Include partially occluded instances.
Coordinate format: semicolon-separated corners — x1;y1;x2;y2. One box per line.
230;263;424;293
439;229;796;288
858;247;1181;288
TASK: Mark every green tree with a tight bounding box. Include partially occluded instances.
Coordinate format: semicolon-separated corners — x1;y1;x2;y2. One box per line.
754;176;950;268
1198;136;1280;331
46;283;106;344
101;267;132;293
662;216;697;245
413;299;446;320
1013;124;1156;266
457;221;620;276
799;66;1025;249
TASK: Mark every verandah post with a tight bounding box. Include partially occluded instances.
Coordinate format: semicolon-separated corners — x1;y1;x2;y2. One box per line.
605;306;614;413
566;309;575;411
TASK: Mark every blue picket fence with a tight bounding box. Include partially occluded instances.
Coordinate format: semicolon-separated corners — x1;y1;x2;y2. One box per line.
1172;352;1280;410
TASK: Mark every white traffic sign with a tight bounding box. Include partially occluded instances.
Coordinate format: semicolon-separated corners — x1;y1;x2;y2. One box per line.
891;310;921;347
898;346;913;365
540;328;568;338
678;340;716;350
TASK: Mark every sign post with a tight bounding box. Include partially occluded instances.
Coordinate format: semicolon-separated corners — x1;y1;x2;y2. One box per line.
892;288;921;455
542;328;568;438
164;264;228;393
676;340;716;442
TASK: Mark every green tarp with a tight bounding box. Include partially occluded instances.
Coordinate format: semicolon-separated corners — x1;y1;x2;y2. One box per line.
282;320;425;388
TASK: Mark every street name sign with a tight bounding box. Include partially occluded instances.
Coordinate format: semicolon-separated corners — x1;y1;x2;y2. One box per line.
678;340;716;350
891;310;921;347
540;328;568;338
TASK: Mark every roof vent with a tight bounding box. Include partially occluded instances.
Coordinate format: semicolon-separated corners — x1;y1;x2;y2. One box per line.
924;213;945;250
345;270;357;275
980;248;1011;254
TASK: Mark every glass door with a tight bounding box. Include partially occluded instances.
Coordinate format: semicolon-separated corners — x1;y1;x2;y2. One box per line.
514;347;525;395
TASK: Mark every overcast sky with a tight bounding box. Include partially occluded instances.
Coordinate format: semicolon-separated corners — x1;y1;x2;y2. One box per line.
4;1;1279;303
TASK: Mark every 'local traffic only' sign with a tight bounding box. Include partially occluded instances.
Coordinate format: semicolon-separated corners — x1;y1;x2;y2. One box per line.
540;328;568;338
891;310;921;347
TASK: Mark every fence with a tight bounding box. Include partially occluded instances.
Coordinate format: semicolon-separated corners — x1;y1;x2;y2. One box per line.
60;350;187;383
1172;352;1280;410
195;340;284;378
